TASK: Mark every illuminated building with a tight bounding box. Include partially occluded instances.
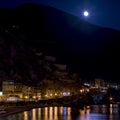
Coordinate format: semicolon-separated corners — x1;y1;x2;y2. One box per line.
22;86;41;101
2;80;41;101
2;80;23;99
0;91;5;101
95;78;105;88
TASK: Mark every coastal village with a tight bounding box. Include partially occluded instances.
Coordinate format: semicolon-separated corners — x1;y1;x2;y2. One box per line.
0;55;120;104
0;3;120;119
0;24;119;105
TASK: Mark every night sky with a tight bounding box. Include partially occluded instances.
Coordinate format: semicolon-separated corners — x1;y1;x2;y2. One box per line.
0;0;120;30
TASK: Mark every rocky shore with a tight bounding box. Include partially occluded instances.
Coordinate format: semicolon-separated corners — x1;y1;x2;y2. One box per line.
0;105;34;117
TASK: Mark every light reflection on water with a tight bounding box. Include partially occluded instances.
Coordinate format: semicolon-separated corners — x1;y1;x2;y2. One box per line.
24;111;28;120
0;104;120;120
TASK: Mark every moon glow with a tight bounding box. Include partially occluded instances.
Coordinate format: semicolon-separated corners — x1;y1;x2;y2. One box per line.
83;11;89;17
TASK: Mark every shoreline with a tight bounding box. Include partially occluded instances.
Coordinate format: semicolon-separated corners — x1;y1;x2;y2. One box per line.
0;105;34;117
0;100;84;117
0;101;118;117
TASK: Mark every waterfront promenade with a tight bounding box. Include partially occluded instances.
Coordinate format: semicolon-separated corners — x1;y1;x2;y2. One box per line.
0;97;85;117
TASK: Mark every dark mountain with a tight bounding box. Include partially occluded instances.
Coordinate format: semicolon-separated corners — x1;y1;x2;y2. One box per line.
0;26;46;85
0;3;120;82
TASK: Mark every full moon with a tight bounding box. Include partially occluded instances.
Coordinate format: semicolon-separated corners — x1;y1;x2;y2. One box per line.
83;11;89;17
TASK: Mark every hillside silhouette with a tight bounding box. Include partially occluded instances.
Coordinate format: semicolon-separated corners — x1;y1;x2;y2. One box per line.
0;3;120;82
